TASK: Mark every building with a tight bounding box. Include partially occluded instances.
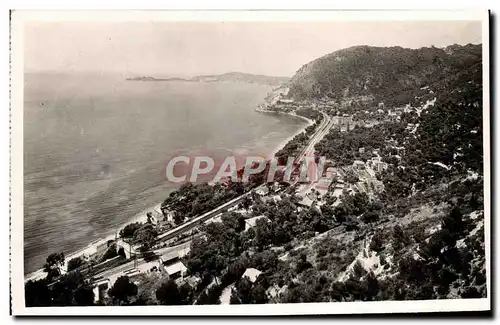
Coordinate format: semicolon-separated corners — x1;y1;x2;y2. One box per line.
325;167;337;178
159;251;180;266
162;209;175;223
92;278;110;303
184;275;201;289
359;147;365;154
164;261;187;280
314;181;330;195
348;123;356;131
255;186;269;196
373;161;388;173
340;125;348;133
298;195;315;208
392;146;406;156
244;215;270;231
353;160;365;171
355;182;368;194
242;268;262;283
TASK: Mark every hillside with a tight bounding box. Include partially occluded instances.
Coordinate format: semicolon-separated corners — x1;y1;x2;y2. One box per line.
26;44;486;306
288;44;481;106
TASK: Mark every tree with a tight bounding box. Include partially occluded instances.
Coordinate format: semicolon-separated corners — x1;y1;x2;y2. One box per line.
50;271;90;306
156;279;182;305
232;277;254;304
179;283;194;305
101;244;118;262
67;256;84;272
109;276;138;304
241;195;253;210
73;285;95;306
43;252;65;280
460;286;482;298
25;279;51;307
221;212;245;232
369;232;384;252
442;206;465;237
135;223;158;252
229;288;241;304
119;222;143;240
363;272;379;300
362;210;380;223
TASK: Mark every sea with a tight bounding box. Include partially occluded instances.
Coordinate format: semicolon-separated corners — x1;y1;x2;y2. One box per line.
23;71;306;274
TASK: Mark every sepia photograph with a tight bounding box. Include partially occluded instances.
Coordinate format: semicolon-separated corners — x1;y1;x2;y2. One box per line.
10;10;490;315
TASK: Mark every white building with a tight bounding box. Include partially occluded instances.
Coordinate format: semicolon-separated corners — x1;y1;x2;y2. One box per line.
242;268;262;283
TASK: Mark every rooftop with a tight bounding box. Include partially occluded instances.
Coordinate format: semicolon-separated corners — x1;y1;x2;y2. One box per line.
242;268;262;283
160;251;179;264
165;261;187;276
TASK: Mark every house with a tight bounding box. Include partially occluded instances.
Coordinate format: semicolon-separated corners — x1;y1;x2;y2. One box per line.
314;181;330;194
242;268;262;283
325;167;336;179
91;278;110;303
393;146;406;156
366;166;376;178
373;161;388;173
164;261;187;280
159;251;180;266
353;160;365;171
359;147;365;154
255;186;269;196
355;182;368;194
163;209;175;223
298;195;315;208
244;215;270;231
372;180;385;192
340;125;348;133
184;275;201;289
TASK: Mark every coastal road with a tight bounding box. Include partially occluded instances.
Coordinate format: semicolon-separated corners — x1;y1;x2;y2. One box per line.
91;241;191;284
25;110;334;284
155;110;333;244
90;109;334;285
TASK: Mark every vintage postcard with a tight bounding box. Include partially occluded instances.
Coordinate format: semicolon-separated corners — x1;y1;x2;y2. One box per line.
10;10;490;315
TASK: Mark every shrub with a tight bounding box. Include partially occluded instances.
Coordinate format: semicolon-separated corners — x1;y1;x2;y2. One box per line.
67;257;84;272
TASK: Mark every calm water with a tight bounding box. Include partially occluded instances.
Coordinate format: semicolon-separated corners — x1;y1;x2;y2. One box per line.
23;72;305;274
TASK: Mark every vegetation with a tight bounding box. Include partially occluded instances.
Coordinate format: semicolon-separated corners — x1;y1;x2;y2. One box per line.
25;43;485;306
25;270;94;307
43;252;65;281
67;256;84;272
108;276;138;305
289;44;481;106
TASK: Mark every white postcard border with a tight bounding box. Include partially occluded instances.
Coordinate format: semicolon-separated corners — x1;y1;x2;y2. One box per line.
10;9;491;315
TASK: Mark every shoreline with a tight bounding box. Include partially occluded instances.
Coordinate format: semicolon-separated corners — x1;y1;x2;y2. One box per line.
25;99;309;282
253;107;314;160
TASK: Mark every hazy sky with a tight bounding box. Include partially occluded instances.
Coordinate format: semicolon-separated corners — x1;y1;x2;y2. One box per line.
24;20;482;77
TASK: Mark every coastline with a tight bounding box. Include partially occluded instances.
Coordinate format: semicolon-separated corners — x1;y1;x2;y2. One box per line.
25;99;308;282
254;107;314;160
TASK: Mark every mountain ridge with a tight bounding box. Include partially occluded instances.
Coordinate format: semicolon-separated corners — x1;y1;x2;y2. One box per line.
288;44;482;106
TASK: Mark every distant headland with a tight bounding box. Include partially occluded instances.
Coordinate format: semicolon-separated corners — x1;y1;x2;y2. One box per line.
126;72;290;86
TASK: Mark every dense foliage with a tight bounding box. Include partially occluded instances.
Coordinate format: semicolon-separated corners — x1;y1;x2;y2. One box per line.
289;44;481;106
